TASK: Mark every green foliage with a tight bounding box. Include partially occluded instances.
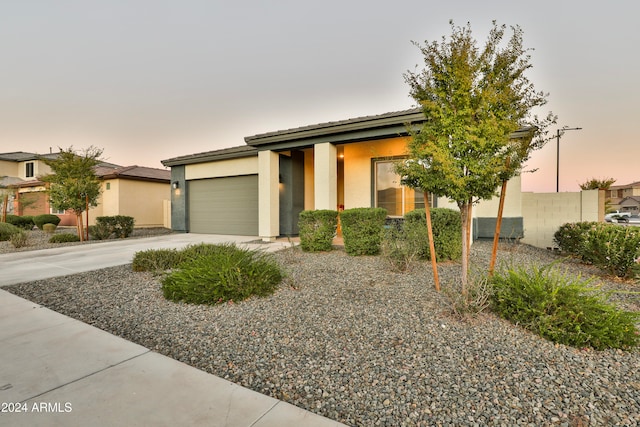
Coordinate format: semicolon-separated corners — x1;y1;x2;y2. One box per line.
443;273;494;320
40;146;103;215
49;233;81;243
380;225;421;272
555;222;640;279
9;230;28;248
581;223;640;278
339;208;387;255
88;223;112;240
132;248;183;272
161;243;282;304
5;215;34;230
33;214;61;230
491;264;640;350
92;215;136;239
399;21;554;206
298;209;338;252
42;223;58;234
553;222;598;255
0;222;21;241
404;208;462;261
579;177;615;190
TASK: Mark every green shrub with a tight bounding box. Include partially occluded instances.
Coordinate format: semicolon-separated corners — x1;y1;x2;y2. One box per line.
0;222;21;241
33;214;61;230
340;207;387;256
443;273;493;320
6;215;35;230
89;223;114;240
380;225;421;271
10;230;28;248
491;264;640;350
553;222;598;255
582;223;640;278
298;210;338;252
132;248;183;272
49;233;80;243
94;215;135;239
404;208;462;261
42;223;57;234
161;243;283;304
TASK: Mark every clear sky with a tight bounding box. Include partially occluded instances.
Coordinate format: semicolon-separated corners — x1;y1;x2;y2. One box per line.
2;1;638;192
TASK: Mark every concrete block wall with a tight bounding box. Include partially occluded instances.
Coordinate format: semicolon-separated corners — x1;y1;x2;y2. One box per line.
521;190;603;249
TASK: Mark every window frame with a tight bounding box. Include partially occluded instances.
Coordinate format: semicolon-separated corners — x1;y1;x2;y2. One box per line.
371;157;429;217
25;162;34;178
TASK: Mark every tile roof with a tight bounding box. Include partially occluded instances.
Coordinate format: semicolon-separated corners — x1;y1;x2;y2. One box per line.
161;145;257;167
95;165;170;182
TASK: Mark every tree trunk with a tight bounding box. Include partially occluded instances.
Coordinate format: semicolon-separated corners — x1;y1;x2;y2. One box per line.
466;201;473;267
423;192;440;292
460;202;470;296
489;179;508;276
76;212;84;242
1;194;7;222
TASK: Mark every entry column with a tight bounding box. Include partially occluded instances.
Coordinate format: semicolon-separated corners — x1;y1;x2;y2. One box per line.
314;142;337;210
258;150;279;241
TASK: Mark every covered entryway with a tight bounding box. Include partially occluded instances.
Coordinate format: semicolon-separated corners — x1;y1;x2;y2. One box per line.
188;175;258;235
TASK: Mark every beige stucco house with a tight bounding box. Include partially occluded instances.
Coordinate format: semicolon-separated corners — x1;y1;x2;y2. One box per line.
162;109;528;241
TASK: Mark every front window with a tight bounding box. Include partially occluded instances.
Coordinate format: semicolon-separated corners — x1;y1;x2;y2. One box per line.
373;159;425;216
25;162;34;178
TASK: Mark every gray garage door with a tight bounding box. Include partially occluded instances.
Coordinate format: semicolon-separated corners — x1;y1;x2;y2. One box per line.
188;175;258;235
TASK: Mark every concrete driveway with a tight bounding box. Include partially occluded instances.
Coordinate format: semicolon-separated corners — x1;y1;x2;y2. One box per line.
0;233;292;287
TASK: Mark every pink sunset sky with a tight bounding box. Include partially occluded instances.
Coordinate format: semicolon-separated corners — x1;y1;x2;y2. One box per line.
2;1;638;192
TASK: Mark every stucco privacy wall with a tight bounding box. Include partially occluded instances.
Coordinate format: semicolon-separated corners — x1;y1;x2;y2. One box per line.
521;189;603;249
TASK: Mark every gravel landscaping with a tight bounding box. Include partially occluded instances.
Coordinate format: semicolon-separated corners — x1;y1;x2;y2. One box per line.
4;233;640;426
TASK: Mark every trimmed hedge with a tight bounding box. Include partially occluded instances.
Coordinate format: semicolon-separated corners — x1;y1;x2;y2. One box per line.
404;208;462;261
33;214;61;230
49;233;80;243
340;207;387;255
92;215;135;239
6;215;34;230
298;210;338;252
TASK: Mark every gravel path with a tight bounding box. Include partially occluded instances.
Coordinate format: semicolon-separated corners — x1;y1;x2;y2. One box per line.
5;239;640;426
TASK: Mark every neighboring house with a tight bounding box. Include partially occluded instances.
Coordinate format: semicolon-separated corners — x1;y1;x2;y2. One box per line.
92;165;172;227
606;181;640;212
0;152;170;227
162;108;529;241
618;196;640;214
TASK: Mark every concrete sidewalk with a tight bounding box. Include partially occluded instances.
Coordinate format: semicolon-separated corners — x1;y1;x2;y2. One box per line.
0;234;345;426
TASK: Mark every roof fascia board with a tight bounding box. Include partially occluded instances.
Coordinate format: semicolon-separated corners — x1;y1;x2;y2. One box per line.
245;110;425;146
162;149;257;167
252;123;421;152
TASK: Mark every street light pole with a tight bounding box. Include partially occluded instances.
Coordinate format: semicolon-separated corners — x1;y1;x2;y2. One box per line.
556;127;582;192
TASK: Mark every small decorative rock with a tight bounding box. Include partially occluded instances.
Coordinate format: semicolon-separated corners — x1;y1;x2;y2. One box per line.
5;240;640;426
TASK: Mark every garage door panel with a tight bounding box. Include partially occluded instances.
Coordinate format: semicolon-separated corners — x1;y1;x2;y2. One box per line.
188;175;258;235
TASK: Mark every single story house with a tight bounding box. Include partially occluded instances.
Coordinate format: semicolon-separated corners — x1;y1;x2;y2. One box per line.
162;108;529;241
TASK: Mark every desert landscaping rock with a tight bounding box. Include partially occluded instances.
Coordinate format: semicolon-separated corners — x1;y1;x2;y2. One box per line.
5;237;640;426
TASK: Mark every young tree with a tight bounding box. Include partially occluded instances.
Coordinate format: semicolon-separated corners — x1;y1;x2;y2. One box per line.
41;147;103;241
398;21;554;293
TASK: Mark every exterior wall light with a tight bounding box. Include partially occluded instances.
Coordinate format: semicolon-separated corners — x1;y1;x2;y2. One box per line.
172;181;179;189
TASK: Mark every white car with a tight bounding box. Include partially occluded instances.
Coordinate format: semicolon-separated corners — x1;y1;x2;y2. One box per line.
604;211;632;223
